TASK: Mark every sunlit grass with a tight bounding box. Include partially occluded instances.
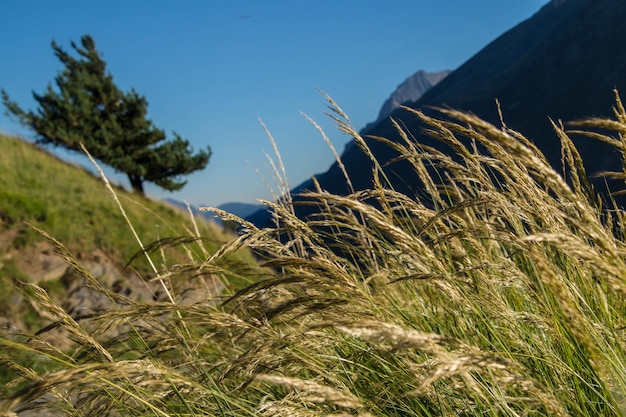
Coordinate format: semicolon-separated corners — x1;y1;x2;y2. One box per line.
3;92;626;416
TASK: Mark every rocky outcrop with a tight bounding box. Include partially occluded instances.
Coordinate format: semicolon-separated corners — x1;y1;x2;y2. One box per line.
358;70;451;135
376;70;452;122
0;227;223;350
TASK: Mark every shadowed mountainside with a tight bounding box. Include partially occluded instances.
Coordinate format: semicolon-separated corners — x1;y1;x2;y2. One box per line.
249;0;626;226
362;69;452;131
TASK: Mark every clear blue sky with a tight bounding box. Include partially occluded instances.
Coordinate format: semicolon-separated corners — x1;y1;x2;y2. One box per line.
0;1;547;207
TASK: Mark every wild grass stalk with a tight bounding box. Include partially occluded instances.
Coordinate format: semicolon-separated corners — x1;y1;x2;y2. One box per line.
3;93;626;416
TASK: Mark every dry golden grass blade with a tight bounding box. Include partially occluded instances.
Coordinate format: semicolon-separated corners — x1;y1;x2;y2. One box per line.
257;374;362;409
552;118;595;202
24;283;113;363
184;199;209;259
79;144;177;307
332;320;459;356
302;112;355;195
24;222;135;307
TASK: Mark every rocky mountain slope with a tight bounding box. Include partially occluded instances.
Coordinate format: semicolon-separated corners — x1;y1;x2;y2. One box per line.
375;69;451;123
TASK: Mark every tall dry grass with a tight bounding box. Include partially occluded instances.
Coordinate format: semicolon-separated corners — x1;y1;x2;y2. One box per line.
3;92;626;416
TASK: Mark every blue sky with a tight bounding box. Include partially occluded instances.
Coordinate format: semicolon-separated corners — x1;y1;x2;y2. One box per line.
0;1;547;207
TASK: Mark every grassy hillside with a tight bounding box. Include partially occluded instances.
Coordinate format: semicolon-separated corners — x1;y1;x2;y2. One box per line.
0;135;221;264
3;94;626;416
0;135;261;330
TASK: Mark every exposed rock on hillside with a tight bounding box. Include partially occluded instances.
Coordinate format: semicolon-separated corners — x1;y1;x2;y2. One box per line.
0;230;223;350
376;70;452;122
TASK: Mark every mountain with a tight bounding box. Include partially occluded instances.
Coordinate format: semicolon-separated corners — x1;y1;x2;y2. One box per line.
218;202;264;219
357;70;451;150
374;69;451;125
249;0;626;226
164;198;263;223
247;70;449;227
163;197;215;222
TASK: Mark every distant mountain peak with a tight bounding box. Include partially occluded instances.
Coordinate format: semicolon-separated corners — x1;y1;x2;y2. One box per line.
356;69;451;137
376;69;452;123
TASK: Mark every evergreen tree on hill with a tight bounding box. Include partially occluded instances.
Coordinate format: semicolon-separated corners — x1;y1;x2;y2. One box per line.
1;34;211;195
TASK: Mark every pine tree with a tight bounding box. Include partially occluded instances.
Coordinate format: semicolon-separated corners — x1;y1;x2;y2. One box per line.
2;35;211;195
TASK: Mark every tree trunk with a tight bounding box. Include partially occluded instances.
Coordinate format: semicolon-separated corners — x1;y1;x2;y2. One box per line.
128;174;145;195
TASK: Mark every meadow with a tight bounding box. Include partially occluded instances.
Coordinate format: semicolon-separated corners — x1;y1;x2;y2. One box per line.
2;92;626;416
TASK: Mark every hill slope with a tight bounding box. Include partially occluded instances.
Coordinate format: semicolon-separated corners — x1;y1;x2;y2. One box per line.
0;135;256;333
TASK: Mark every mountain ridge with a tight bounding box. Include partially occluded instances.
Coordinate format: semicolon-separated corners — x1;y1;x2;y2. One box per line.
362;69;451;132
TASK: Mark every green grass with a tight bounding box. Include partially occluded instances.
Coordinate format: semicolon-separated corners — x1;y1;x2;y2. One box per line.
3;93;626;416
0;135;263;387
0;135;260;284
0;136;212;259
